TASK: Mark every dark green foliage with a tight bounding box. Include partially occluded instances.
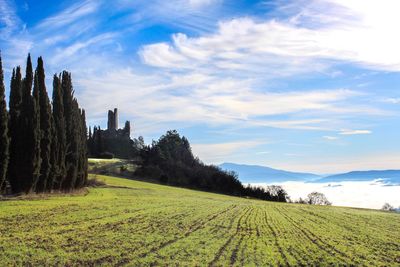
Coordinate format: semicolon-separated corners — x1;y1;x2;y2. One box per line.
90;126;104;157
29;70;41;193
7;68;22;191
35;57;53;192
7;66;23;192
137;130;288;202
243;185;288;202
8;54;41;193
136;131;286;201
51;74;66;190
48;113;57;190
77;109;88;188
3;55;87;194
61;72;76;190
0;54;9;190
60;72;87;191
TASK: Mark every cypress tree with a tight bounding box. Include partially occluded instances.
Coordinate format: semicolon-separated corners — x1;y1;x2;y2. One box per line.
35;57;52;192
17;54;36;193
7;66;23;192
94;126;103;156
76;108;88;188
0;54;9;190
29;70;41;193
52;74;66;190
48;113;57;191
61;71;79;191
11;53;42;193
5;54;88;193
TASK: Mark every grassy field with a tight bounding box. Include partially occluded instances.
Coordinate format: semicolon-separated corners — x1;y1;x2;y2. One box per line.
0;175;399;266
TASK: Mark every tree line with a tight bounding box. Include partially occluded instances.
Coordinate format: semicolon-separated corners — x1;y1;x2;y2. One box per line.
0;54;88;194
136;130;288;202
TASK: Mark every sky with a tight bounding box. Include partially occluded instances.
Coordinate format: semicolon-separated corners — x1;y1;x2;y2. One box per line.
1;0;400;174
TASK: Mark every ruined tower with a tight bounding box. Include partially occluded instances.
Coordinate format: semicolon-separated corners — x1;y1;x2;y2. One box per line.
107;110;114;130
89;108;133;158
114;108;118;130
107;108;120;131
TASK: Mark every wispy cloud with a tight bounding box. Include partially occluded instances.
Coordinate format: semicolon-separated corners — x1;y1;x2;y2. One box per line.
0;0;22;38
1;0;398;172
323;136;338;140
383;98;400;104
36;0;99;30
188;0;220;8
339;129;371;135
268;153;400;174
140;0;400;73
76;66;381;135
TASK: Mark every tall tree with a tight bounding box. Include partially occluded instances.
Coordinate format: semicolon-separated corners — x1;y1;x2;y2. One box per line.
28;69;41;193
61;71;79;191
76;108;88;188
35;57;52;192
7;66;23;192
52;74;66;190
5;55;87;194
13;53;42;193
0;54;9;190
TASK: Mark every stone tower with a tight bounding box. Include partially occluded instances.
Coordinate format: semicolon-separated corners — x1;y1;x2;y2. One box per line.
107;110;114;130
107;108;119;131
114;108;118;130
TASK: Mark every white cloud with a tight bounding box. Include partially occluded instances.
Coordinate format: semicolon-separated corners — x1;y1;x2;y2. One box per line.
383;98;400;104
323;136;338;140
36;0;99;30
339;129;371;135
254;180;400;209
266;153;400;174
0;0;22;38
49;33;116;65
188;0;219;8
140;0;400;73
75;67;381;135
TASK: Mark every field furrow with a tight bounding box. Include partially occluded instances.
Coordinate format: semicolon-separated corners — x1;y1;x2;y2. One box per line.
0;175;399;266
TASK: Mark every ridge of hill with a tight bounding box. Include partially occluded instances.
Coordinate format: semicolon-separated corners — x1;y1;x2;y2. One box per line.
219;162;321;183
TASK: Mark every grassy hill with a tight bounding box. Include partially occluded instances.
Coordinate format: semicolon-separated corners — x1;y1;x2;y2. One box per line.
0;175;399;266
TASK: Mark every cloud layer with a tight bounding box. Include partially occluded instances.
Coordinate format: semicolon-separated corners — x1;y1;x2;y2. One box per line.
1;0;399;172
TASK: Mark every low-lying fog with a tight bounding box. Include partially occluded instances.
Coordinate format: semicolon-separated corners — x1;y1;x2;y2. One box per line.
253;180;400;209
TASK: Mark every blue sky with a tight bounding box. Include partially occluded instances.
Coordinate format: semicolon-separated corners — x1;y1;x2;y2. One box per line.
1;0;400;173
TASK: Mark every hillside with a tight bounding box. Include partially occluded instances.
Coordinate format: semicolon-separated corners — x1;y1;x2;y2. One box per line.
0;175;399;266
220;162;321;183
317;170;400;184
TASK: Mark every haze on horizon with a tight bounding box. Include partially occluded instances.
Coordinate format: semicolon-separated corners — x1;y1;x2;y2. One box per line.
1;0;400;173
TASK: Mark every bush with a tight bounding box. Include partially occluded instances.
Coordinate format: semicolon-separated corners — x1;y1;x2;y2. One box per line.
306;192;332;205
381;203;395;211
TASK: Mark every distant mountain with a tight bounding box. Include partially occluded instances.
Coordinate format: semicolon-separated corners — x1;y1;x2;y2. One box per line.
316;170;400;184
219;163;321;183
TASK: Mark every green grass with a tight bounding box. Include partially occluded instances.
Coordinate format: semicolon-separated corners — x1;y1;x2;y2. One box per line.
0;175;399;266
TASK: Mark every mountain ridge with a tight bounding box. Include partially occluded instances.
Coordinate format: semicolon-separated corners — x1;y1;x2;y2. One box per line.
317;170;400;183
219;162;321;183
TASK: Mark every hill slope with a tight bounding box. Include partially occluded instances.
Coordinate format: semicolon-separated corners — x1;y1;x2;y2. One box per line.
220;162;321;183
317;170;400;184
0;175;399;266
